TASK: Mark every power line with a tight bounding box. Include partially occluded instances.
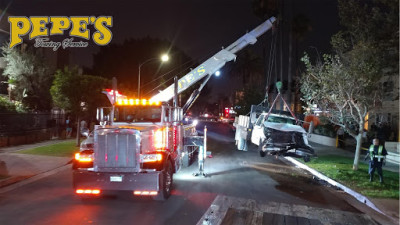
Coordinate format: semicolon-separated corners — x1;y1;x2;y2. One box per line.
140;58;194;89
144;48;220;96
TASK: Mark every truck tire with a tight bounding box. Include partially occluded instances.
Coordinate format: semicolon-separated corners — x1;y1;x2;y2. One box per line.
153;160;173;201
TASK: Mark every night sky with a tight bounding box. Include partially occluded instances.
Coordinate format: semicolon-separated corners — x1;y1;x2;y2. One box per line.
4;0;262;67
4;0;339;66
2;0;340;102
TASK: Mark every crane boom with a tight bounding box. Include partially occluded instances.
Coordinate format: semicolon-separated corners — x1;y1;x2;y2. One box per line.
150;17;276;103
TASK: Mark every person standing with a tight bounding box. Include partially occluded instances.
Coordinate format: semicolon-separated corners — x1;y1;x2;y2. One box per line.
66;116;72;138
364;138;388;183
337;127;345;148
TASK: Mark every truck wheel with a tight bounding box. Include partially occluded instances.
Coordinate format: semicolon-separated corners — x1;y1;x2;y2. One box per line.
153;160;173;201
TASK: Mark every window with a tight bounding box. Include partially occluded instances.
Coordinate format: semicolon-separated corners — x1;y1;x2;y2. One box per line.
266;116;296;125
114;106;162;123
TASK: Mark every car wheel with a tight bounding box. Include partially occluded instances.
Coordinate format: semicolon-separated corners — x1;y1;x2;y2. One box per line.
303;155;311;162
153;160;173;201
259;140;266;157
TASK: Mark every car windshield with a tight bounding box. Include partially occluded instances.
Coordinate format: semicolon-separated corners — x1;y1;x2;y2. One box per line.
266;115;296;125
114;106;162;123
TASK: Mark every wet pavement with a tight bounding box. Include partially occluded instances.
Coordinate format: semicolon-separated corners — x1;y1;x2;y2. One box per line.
0;123;398;225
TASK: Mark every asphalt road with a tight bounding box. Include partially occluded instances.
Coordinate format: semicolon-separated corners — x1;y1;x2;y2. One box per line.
0;122;379;225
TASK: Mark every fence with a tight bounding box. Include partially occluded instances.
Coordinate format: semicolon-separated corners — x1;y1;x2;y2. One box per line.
0;113;66;135
0;112;66;147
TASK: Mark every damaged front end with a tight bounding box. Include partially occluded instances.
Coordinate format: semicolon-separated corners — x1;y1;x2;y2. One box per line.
260;123;315;162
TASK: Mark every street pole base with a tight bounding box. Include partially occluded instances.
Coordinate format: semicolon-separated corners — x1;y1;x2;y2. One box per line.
193;172;208;177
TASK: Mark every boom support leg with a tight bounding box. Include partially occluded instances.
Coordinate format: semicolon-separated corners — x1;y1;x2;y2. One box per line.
193;126;208;177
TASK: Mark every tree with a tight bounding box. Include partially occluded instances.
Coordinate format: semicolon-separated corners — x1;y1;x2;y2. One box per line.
252;0;279;20
301;53;382;170
227;49;265;114
300;0;398;170
1;45;54;111
235;86;264;115
332;0;398;72
50;67;109;146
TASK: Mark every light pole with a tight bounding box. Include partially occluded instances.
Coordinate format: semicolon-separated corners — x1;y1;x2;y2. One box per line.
138;54;169;98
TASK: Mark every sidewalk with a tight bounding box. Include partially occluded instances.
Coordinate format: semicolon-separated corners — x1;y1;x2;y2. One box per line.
303;141;399;223
0;139;72;189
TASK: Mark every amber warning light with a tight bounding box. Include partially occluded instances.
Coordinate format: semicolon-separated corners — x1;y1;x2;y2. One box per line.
116;98;160;106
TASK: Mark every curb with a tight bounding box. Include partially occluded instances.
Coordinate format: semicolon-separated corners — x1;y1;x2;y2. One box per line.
285;156;386;216
0;176;31;188
0;163;71;194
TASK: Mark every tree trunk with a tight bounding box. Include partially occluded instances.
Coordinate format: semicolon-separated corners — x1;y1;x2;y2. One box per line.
352;132;363;170
76;116;81;147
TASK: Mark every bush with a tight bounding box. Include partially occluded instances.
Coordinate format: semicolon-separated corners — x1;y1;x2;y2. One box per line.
313;123;336;138
14;101;28;113
0;95;16;113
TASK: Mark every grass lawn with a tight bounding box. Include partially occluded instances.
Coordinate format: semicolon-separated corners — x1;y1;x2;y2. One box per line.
299;155;399;199
18;140;79;157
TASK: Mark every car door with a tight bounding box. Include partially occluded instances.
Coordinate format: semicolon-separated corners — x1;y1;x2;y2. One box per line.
251;114;265;145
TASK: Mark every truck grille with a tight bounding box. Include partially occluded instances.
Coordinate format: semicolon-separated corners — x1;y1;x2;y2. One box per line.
94;129;139;172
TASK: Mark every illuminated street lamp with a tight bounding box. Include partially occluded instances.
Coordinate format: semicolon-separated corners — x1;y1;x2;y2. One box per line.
138;54;169;98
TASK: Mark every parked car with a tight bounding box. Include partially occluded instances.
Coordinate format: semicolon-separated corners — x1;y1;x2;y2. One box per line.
250;113;315;162
198;113;217;122
219;116;235;124
72;131;94;169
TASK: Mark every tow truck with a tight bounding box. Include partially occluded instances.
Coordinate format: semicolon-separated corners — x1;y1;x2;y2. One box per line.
72;17;276;200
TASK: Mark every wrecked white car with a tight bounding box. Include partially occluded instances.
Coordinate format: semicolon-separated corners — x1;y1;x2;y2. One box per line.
250;113;315;162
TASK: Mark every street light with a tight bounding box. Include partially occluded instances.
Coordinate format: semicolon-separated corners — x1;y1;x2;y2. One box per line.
138;54;169;98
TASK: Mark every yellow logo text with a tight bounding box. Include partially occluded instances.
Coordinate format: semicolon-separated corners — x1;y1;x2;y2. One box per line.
9;16;113;49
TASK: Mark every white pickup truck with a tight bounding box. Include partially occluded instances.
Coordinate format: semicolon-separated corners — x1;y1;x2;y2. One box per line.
250;113;314;162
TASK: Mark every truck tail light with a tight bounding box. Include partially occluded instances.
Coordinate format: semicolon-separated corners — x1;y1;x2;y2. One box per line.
140;153;162;163
133;190;158;196
76;189;101;195
75;152;94;163
154;128;166;150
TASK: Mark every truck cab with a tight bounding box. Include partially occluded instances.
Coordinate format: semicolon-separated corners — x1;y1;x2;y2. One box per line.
73;97;194;200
